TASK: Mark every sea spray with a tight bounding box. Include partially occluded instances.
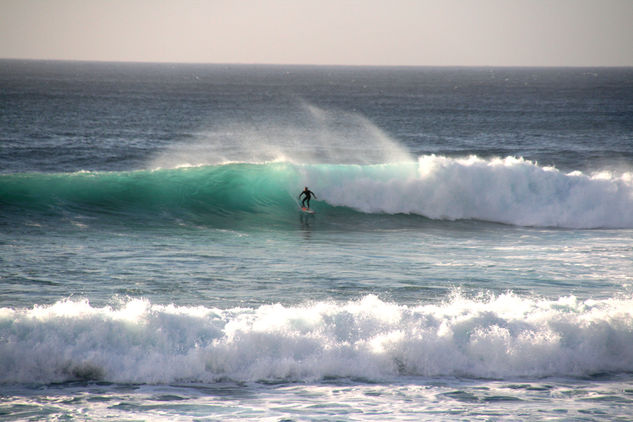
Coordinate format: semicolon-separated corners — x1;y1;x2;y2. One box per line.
149;104;412;168
1;294;633;384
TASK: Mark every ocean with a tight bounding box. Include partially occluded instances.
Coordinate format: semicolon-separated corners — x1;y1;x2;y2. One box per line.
1;60;632;420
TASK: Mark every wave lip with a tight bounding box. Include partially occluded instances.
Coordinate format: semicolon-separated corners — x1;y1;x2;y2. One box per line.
1;294;633;384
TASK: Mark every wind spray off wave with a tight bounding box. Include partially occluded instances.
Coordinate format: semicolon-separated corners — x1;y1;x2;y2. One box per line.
150;104;412;168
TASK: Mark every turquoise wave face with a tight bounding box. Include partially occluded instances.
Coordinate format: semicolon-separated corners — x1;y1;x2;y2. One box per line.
0;163;310;228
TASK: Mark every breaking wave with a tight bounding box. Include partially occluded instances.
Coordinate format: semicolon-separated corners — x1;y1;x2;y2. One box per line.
1;155;632;229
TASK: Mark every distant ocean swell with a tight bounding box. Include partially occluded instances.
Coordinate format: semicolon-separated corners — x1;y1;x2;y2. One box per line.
1;155;632;228
1;293;632;384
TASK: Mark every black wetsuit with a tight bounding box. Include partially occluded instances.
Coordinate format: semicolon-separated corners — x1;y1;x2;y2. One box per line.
299;189;316;208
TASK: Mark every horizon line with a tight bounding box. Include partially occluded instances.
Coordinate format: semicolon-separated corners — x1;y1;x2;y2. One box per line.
2;57;632;69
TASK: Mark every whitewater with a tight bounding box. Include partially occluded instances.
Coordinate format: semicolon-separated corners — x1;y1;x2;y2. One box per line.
3;293;633;385
1;61;633;420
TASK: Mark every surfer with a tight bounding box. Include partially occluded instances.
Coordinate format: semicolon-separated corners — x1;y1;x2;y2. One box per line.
299;187;317;209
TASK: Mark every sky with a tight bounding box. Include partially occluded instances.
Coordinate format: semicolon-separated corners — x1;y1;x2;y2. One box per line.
1;0;632;67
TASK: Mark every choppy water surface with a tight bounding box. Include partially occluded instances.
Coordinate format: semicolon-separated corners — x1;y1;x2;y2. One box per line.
1;61;632;420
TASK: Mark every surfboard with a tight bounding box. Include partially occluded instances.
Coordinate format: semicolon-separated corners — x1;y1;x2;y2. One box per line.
301;207;315;214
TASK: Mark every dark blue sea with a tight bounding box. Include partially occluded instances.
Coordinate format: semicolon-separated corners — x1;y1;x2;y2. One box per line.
1;60;633;420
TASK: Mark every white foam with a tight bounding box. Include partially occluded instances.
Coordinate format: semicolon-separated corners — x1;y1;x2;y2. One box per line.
313;155;633;228
2;293;633;384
